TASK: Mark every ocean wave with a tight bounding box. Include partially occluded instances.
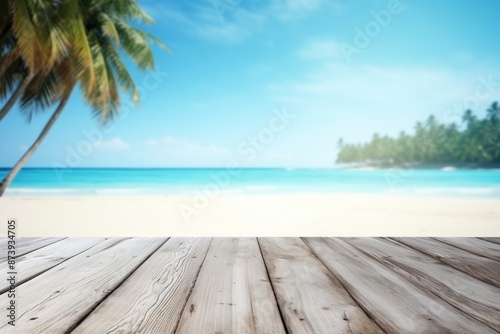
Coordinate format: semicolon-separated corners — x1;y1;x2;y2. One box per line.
5;187;153;197
412;187;500;196
5;183;500;198
6;188;80;194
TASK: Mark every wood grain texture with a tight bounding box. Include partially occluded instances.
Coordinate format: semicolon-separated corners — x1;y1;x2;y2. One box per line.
0;238;41;258
0;237;166;334
72;238;212;334
480;238;500;245
259;237;384;334
303;237;497;334
343;237;500;332
2;237;499;332
0;237;104;294
0;237;66;262
175;238;287;334
392;238;500;288
432;237;500;262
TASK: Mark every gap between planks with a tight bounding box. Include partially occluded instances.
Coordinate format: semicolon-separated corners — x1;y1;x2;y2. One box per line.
303;237;497;334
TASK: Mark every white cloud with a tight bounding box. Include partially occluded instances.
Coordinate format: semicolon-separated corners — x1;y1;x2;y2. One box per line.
161;136;176;145
268;61;500;150
298;63;496;106
99;138;129;150
271;0;325;21
297;39;343;59
272;61;500;107
145;0;327;42
143;3;254;42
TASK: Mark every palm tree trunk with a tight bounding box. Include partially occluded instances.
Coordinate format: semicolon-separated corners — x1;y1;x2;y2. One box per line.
0;70;35;121
0;87;73;197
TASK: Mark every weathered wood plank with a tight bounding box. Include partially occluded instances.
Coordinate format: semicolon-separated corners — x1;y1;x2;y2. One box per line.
303;237;497;334
0;237;66;262
0;237;42;256
479;238;500;246
343;237;500;332
72;238;212;334
0;237;105;294
433;237;500;262
0;237;166;333
392;238;500;288
259;237;384;334
175;238;287;334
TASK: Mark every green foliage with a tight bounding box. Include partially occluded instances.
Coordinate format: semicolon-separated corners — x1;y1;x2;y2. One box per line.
0;0;168;122
337;103;500;166
0;0;167;196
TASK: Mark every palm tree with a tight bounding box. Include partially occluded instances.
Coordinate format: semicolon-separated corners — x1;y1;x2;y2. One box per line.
487;101;499;124
336;104;500;166
0;0;168;196
0;0;81;121
0;76;75;197
81;0;169;120
462;109;476;127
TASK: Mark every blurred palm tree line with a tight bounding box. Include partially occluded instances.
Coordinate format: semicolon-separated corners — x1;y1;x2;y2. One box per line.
337;102;500;167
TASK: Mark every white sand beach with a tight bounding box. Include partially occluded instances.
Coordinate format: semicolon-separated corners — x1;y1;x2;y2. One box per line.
1;194;499;237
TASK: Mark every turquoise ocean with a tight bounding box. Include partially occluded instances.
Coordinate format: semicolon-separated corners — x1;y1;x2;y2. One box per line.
1;168;500;197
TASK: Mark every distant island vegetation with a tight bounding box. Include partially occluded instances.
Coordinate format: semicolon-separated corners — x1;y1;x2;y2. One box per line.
337;102;500;168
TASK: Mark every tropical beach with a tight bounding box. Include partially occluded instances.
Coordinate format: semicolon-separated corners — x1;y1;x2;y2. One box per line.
1;0;500;332
0;167;499;236
1;193;499;236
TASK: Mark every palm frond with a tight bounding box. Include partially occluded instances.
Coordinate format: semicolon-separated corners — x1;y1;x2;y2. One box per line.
99;13;120;44
100;36;139;104
0;57;23;99
97;55;120;121
2;0;167;125
11;0;40;69
113;20;155;70
19;70;60;122
67;4;96;94
101;0;154;24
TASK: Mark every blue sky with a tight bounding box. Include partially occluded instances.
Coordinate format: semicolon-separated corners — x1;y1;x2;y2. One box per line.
1;0;500;168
